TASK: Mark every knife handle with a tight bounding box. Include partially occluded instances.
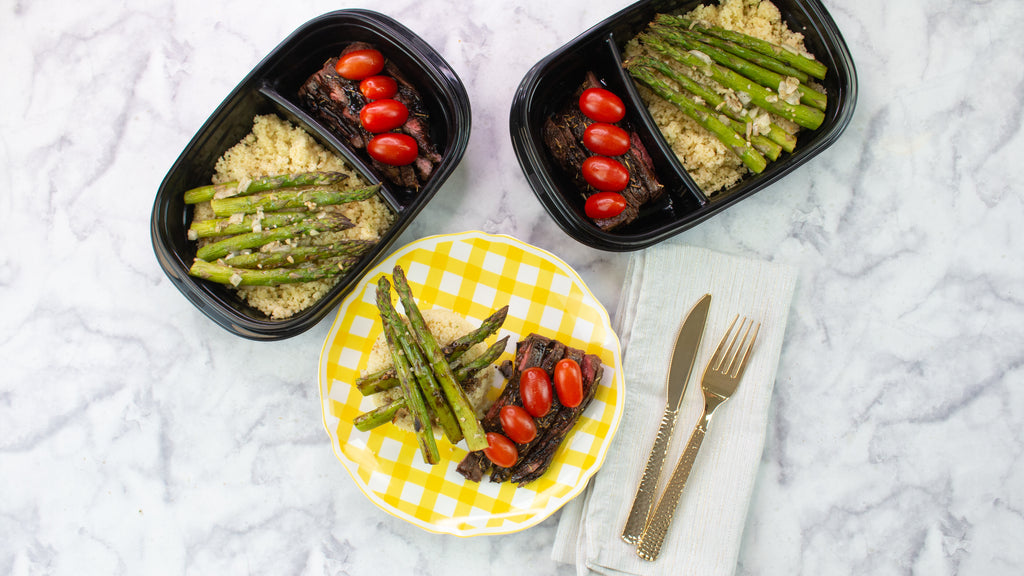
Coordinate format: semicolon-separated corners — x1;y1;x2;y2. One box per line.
621;407;678;544
636;416;708;561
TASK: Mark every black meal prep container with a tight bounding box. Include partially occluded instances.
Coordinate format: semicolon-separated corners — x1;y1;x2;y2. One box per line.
151;10;471;340
510;0;857;251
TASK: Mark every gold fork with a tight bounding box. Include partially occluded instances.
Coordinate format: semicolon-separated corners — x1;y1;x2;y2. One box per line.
635;315;761;561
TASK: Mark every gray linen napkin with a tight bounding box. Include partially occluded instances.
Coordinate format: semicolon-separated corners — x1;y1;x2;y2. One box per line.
552;242;797;576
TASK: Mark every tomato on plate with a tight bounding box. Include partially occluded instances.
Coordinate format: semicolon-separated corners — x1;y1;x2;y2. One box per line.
360;99;409;133
579;87;626;123
500;405;537;444
335;48;386;80
582;156;629;192
553;358;584;408
520;367;553;417
359;75;398;100
367;133;418;166
584;191;627;220
484;432;519;468
583;123;631;156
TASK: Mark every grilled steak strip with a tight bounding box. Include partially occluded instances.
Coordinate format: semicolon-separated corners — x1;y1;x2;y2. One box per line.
509;353;603;484
298;42;441;189
457;333;604;485
542;72;664;231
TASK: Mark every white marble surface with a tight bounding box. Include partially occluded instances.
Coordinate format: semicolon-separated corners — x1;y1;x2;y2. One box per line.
2;0;1022;574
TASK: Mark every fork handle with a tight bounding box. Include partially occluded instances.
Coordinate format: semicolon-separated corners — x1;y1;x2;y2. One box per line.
635;416;708;561
621;407;679;544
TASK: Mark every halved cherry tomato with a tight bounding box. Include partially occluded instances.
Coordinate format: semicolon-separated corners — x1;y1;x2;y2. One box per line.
579;87;626;123
553;358;584;408
360;99;409;133
520;366;553;418
583;122;631;156
584;191;627;219
582;156;629;192
359;75;398;100
483;432;519;468
335;48;385;80
367;133;418;166
500;405;537;444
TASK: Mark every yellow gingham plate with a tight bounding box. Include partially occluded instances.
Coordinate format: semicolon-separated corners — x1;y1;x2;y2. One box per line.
318;231;624;536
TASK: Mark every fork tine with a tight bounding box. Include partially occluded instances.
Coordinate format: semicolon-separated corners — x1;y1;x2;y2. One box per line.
711;315;740;371
729;320;760;379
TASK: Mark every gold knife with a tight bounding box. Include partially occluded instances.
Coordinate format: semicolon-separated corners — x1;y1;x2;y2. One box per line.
621;293;711;544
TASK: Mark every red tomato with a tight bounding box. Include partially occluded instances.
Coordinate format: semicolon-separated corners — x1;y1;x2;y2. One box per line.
335;49;386;80
582;156;629;192
553;358;584;408
520;367;553;417
367;133;418;166
359;75;398;100
584;191;627;219
360;99;409;133
483;432;519;468
499;405;537;444
583;123;631;156
579;87;626;123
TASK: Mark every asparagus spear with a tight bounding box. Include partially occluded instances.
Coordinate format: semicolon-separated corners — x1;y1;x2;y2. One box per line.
629;65;768;173
629;57;781;160
189;255;355;286
651;24;827;112
653;14;810;83
391;315;464;444
391;265;489;451
189;211;319;239
210;184;381;217
354;397;403;432
640;33;824;130
195;214;352;261
222;240;372;269
656;14;828;80
183;171;352;204
377;276;440;464
358;334;510;395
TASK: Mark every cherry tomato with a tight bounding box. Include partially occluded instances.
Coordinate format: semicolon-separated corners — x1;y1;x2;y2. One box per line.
553;358;584;408
335;48;386;80
359;75;398;100
583;122;631;156
499;405;537;444
520;367;553;418
584;191;627;219
483;432;519;468
579;87;626;123
582;156;629;192
360;99;409;133
367;133;418;166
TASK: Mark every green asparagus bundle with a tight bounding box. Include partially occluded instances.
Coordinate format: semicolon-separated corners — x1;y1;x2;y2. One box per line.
639;32;824;130
392;266;490;452
183;171;352;204
377;276;440;464
654;14;828;80
650;24;827;112
629;65;768;173
185;172;384;288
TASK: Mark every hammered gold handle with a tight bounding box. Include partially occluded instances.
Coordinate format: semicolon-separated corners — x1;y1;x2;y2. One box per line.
621;407;678;543
636;416;708;561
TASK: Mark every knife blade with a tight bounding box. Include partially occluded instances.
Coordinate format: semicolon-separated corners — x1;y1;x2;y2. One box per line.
621;293;711;544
